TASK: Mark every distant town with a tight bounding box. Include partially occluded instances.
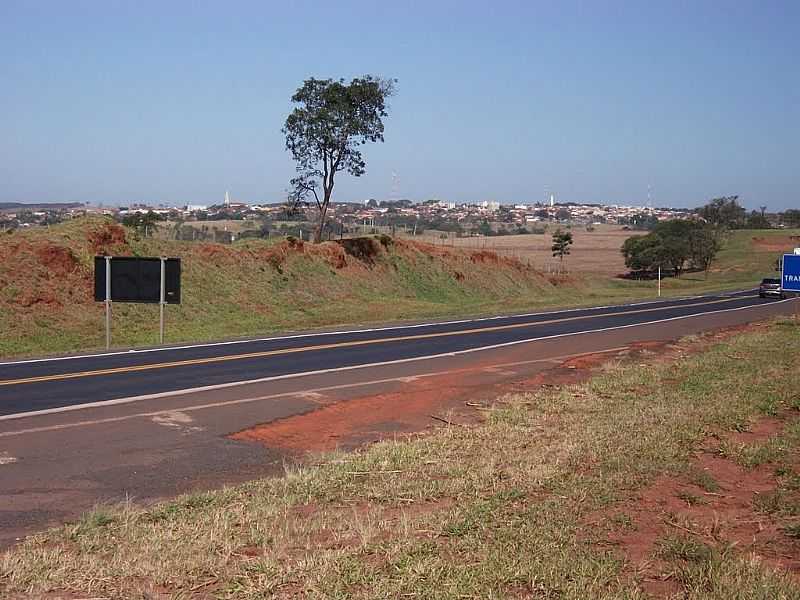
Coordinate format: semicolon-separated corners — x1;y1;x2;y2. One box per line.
2;195;797;244
0;195;691;235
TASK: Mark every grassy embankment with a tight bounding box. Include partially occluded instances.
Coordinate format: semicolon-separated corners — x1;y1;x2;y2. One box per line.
2;318;799;598
0;217;795;357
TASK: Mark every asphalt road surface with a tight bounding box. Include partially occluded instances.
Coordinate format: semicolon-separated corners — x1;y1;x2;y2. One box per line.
0;290;796;547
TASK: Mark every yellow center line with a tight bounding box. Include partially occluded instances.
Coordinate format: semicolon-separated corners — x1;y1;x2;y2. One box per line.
0;295;754;387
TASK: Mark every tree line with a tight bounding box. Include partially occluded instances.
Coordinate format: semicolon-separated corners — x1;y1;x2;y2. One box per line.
622;195;800;279
696;196;799;230
621;219;721;278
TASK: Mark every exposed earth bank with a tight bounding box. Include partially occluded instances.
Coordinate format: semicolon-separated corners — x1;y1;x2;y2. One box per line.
0;217;577;357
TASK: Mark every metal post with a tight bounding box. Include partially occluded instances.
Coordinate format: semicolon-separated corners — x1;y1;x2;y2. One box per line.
159;257;166;345
105;256;112;349
658;265;662;298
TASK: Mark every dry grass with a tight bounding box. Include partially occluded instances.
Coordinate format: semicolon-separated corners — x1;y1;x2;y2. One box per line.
443;225;633;274
2;318;800;598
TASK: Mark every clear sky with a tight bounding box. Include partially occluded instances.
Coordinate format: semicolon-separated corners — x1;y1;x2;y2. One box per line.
1;1;798;210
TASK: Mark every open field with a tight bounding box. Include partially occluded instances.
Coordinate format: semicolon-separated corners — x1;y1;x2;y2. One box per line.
3;318;799;598
0;217;797;358
444;225;634;274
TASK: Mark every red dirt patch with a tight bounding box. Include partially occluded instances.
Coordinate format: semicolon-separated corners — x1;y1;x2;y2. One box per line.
229;343;670;454
87;222;128;255
0;238;92;308
229;323;767;456
195;243;238;264
230;375;479;453
34;243;80;276
752;235;800;252
584;415;800;596
729;416;786;444
308;242;348;269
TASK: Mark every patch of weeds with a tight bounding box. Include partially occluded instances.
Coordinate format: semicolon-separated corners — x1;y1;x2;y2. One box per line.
487;405;529;427
753;490;800;516
783;523;800;539
677;490;705;506
657;534;713;563
609;512;634;530
140;492;217;524
757;398;779;416
493;488;526;503
690;470;720;493
730;420;749;433
441;509;485;538
68;508;116;539
785;473;800;491
773;317;797;329
720;439;786;469
441;497;509;538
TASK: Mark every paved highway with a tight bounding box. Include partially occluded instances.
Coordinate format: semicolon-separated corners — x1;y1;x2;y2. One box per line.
0;289;790;418
0;290;796;546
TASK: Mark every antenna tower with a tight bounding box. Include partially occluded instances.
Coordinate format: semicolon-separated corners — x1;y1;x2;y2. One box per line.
390;171;400;202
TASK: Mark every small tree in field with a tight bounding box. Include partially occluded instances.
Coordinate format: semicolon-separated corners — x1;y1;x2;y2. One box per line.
551;229;573;262
283;75;396;243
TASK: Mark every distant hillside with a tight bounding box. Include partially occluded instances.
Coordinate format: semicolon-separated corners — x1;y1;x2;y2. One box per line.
0;201;84;211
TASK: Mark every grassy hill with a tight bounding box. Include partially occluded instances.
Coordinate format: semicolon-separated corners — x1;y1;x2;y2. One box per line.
0;218;796;357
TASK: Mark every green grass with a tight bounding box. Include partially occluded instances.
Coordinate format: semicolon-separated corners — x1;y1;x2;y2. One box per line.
1;218;797;358
2;318;800;598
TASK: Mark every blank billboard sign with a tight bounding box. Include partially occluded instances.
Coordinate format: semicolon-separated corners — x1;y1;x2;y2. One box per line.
94;257;181;304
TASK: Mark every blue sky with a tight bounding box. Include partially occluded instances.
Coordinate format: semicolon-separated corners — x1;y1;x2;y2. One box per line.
1;1;798;210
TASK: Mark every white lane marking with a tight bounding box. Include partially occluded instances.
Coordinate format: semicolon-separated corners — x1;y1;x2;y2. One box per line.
0;451;18;465
0;298;787;425
0;289;756;366
0;347;632;438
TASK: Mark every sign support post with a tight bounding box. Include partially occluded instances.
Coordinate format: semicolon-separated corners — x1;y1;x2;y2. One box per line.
657;265;661;298
159;257;166;345
105;256;112;349
780;254;800;320
94;256;180;346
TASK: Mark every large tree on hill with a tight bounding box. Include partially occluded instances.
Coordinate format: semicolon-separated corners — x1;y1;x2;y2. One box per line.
283;75;396;243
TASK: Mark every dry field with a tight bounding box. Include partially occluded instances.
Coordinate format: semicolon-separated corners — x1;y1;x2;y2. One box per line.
418;225;634;274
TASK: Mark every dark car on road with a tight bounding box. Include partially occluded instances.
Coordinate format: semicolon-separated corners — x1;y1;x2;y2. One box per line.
759;278;785;299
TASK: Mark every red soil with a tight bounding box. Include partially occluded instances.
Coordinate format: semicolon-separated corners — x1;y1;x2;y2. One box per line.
230;341;669;454
87;222;128;255
230;370;484;452
0;239;92;309
583;413;800;596
752;235;800;252
33;244;80;276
